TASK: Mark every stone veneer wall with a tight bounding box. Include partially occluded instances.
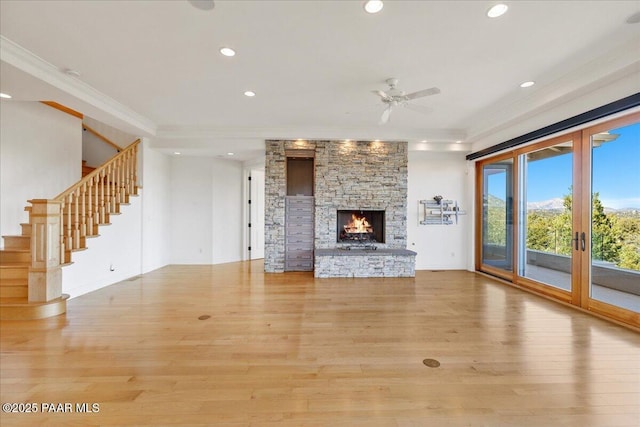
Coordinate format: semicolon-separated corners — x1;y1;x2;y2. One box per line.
264;140;318;273
314;140;408;249
264;140;408;273
315;249;416;278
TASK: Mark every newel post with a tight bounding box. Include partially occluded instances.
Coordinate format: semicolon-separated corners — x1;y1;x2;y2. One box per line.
28;199;63;302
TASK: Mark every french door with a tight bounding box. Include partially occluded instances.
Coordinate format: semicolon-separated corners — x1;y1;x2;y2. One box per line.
477;112;640;327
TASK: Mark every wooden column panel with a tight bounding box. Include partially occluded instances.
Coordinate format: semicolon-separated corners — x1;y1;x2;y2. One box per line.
28;199;62;302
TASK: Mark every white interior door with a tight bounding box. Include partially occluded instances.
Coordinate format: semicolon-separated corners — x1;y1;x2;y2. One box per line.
250;168;265;259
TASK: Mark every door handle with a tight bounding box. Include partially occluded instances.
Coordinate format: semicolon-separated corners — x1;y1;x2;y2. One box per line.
573;232;579;251
581;232;586;252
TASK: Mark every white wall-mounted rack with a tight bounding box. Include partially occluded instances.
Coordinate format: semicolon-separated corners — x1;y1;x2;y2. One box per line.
419;196;466;225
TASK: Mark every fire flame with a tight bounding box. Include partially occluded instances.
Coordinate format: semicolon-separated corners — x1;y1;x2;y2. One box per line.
344;214;373;234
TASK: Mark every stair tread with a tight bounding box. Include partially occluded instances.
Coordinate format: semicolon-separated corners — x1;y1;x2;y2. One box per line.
0;263;29;268
0;249;30;253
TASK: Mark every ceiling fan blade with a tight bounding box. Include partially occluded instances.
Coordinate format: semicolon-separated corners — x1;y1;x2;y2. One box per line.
372;90;392;102
403;87;441;100
379;105;392;125
404;104;433;115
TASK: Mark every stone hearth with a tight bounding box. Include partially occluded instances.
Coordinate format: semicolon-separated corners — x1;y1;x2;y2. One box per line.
315;249;416;278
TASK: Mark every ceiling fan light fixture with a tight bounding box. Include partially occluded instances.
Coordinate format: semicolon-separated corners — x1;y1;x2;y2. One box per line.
520;81;535;88
364;1;384;14
487;4;508;18
219;47;236;57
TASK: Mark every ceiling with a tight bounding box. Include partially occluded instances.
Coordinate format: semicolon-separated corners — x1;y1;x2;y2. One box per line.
1;1;639;161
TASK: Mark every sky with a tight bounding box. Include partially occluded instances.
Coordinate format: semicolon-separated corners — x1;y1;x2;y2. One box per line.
524;122;640;209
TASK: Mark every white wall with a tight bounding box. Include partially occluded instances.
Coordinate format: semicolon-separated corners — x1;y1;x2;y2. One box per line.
170;156;213;263
82;116;137;167
82;130;118;167
83;116;137;147
211;158;244;263
141;139;171;273
0;101;81;242
170;155;243;264
62;192;142;298
407;151;471;270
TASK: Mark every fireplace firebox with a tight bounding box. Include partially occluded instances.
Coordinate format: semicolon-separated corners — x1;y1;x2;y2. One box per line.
337;210;385;244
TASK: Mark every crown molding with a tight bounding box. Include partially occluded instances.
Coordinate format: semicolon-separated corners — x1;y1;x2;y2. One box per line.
156;125;466;143
465;36;640;143
0;35;156;136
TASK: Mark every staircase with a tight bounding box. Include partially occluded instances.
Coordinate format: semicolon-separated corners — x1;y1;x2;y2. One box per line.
0;139;140;320
0;222;68;320
82;160;96;177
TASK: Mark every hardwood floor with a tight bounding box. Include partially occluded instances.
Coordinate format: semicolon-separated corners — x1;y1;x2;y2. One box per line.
1;261;639;426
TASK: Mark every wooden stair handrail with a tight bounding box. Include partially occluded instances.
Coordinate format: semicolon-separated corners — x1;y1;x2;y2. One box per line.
55;139;140;200
24;138;140;306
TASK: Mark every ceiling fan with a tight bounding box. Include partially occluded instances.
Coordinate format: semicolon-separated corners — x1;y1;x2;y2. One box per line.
372;78;440;124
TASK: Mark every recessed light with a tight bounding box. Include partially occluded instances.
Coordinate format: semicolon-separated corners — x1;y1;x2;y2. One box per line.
244;91;256;97
219;47;236;57
0;93;12;99
173;151;181;155
456;140;462;144
487;4;508;18
420;140;428;143
227;152;235;156
520;81;535;88
364;0;384;14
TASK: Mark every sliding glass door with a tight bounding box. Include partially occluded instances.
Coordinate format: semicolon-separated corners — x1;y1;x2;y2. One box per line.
584;119;640;317
517;135;577;301
479;157;513;279
476;112;640;327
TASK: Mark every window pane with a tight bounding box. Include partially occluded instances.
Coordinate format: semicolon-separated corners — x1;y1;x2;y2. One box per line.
482;159;513;272
518;141;573;291
590;123;640;312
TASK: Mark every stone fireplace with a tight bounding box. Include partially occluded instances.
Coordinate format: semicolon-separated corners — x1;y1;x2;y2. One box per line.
265;140;415;277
